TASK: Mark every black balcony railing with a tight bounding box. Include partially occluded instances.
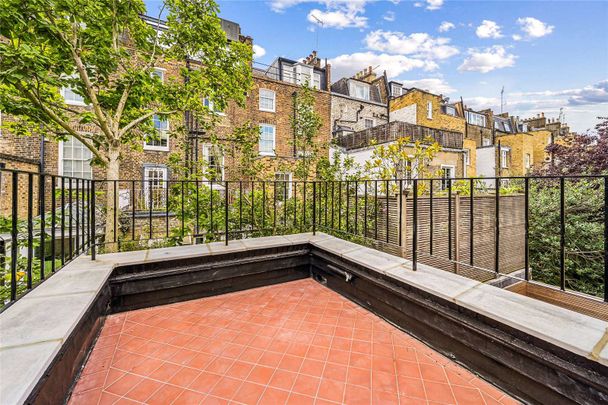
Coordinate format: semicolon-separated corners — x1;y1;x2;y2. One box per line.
1;168;606;310
335;121;464;150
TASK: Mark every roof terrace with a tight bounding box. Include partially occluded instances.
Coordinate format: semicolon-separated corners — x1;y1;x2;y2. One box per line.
0;169;607;404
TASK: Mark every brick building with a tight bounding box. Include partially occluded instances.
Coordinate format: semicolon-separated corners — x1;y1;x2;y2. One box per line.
330;66;389;137
187;51;332;185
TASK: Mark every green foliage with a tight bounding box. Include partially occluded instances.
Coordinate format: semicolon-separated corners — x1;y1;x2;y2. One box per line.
529;179;605;298
0;0;252;168
289;84;324;180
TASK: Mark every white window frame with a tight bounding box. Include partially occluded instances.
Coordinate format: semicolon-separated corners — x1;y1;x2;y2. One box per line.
364;118;374;129
202;144;224;182
444;105;456;116
275;172;292;199
482;137;492;146
525;153;531;169
440;165;455;190
143;115;170;151
427;101;433;119
61;87;87;106
296;64;313;86
143;165;168;210
391;84;402;97
466;111;487;127
259;89;276;112
500;148;510;169
349;81;370;101
282;64;296;84
152;67;165;82
312;72;321;90
259;124;276;156
464;149;471;165
203;97;225;116
58;136;93;179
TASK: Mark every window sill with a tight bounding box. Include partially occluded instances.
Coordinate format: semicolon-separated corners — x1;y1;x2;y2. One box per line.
259;108;276;113
143;145;170;152
259;152;276;157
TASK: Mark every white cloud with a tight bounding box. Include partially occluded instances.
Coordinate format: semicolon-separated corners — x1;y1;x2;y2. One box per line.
252;44;266;59
307;2;368;29
475;20;503;39
514;17;554;40
329;52;438;79
438;21;455;32
462;81;607;132
458;46;516;73
383;11;395;22
364;30;459;60
400;78;456;94
414;0;444;10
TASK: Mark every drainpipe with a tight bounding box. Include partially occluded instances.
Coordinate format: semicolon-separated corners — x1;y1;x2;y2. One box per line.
39;132;45;174
292;91;297;157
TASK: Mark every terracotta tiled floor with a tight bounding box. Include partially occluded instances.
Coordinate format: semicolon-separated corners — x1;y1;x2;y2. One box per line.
69;279;520;405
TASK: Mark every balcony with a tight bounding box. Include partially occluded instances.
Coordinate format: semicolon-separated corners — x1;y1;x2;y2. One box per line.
0;169;607;405
335;121;464;151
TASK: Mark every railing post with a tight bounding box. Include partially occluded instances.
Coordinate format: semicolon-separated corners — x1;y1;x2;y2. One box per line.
560;177;566;291
91;180;96;260
454;191;460;274
524;177;530;281
10;173;18;301
39;174;45;280
225;181;229;245
604;176;607;302
495;177;500;277
412;179;418;271
312;181;316;235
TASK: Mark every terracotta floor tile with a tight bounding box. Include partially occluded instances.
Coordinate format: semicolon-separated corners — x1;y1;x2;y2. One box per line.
147;384;184;405
124;377;164;402
232;381;265;404
424;381;457;404
104;373;144;397
70;279;518;405
292;374;320;397
317;378;346;403
259;387;290;404
169;367;202;388
248;365;275;385
269;369;298;391
209;376;242;399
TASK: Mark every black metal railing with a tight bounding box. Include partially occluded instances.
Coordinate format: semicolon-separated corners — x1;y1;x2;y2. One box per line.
0;168;95;309
1;171;606;309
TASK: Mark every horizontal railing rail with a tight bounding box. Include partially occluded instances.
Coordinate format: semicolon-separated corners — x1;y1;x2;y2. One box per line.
1;170;606;309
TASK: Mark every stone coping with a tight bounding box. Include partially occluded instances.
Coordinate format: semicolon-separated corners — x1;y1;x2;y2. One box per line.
1;232;606;404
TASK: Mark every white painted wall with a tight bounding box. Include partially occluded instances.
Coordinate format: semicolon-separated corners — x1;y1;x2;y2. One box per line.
390;104;416;124
476;146;496;187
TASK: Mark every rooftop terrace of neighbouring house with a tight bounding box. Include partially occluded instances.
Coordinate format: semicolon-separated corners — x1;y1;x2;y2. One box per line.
334;120;464;150
0;168;607;405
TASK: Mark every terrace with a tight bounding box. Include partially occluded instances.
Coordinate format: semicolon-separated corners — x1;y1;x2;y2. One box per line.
0;169;607;405
334;121;464;151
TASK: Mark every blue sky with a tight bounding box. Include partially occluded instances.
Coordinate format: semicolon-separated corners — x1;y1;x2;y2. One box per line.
146;0;608;133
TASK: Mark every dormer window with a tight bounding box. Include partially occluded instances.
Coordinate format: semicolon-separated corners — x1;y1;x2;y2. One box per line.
391;84;402;97
465;111;487;127
349;81;370;101
443;105;456;116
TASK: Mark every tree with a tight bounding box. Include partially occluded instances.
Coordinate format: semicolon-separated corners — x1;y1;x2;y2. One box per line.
0;0;252;248
364;136;442;194
538;117;608;175
289;84;324;181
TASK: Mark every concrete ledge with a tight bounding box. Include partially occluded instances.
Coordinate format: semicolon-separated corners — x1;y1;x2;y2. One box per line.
0;232;607;404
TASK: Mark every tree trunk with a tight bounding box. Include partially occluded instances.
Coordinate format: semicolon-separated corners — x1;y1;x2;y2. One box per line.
104;147;120;252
